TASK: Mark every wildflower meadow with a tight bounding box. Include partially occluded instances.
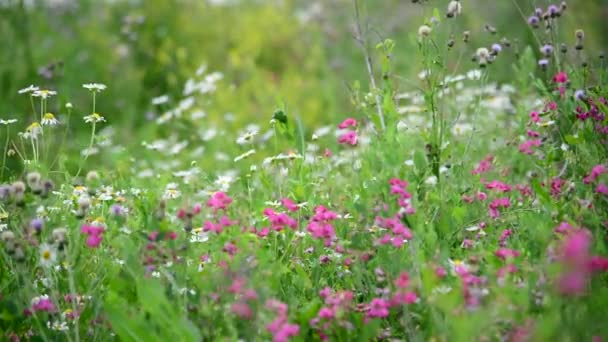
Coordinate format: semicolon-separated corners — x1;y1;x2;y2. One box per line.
1;0;607;341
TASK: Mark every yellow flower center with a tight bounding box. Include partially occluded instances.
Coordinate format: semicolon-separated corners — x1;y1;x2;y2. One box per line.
43;113;55;120
42;250;51;260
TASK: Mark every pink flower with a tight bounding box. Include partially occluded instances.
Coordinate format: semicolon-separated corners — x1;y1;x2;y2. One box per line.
471;155;494;175
553;71;568;84
281;198;299;212
86;234;103;248
495;248;520;260
395;272;409;288
206;191;233;211
596;183;608;195
485;180;512;192
231;302;253;319
529;111;540;123
583;165;606;184
518;139;541;155
367;298;389;318
392;291;417;305
337;130;358;146
338;118;358;129
31;296;56;313
489;197;510;219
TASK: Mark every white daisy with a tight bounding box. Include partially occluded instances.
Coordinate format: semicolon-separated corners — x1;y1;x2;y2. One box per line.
83;113;106;123
41;113;59;126
39;243;57;268
82;83;107;92
151;95;169;105
0;119;18;125
234;149;256;162
32;90;57;99
18;85;39;94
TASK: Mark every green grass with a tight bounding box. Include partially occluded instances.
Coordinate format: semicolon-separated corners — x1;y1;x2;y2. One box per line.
1;1;608;341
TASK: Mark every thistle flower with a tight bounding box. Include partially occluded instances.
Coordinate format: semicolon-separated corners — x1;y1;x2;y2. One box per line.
574;89;586;101
30;218;44;234
82;83;107;92
538;59;549;70
547;4;560;18
527;16;540;28
540;44;554;57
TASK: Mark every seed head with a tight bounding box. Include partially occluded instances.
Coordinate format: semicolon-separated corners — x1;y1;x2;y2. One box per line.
86;170;100;183
418;25;432;38
446;1;461;18
11;181;26;194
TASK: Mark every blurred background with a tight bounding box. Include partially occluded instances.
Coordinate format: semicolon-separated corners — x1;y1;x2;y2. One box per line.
0;0;606;142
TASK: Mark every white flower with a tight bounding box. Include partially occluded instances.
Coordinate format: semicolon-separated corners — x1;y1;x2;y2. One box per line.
404;159;414;166
466;69;483;80
451;123;473;136
18;122;42;140
84;113;106;123
163;183;181;199
236;130;258;145
0;119;18;125
83;83;107;92
18;85;39;94
234;149;256;162
215;172;236;192
39;243;57;267
151;95;170;105
190;230;209;243
425;175;438;186
32;90;57;99
41;113;59;126
48;321;69;331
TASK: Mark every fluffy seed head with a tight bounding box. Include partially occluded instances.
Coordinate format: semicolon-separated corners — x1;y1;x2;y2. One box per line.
418;25;432;38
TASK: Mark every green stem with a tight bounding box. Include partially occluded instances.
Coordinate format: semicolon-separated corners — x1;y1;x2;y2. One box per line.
1;126;9;179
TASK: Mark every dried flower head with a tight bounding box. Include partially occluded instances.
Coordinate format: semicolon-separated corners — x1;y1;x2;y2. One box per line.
418;25;432;38
446;1;461;18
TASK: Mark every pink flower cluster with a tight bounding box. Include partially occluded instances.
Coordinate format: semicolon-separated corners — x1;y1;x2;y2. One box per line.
376;216;413;248
207;191;233;212
557;228;608;296
518;139;541;155
31;295;56;313
81;224;105;248
263;205;298;232
485;180;512;192
488;197;510;219
583;164;606;184
307;205;338;246
471;155;494;175
337;118;358;146
310;288;354;340
389;178;415;214
266;299;300;342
